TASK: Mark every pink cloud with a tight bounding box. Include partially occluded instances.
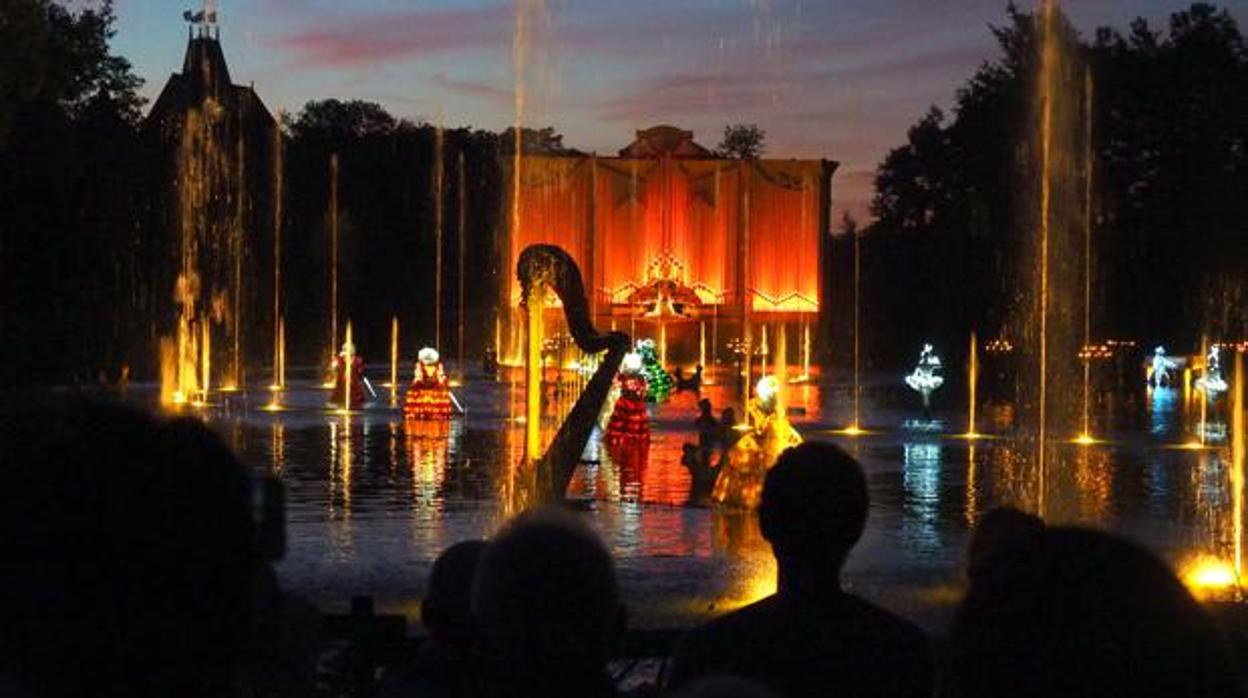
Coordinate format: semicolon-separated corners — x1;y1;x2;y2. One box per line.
272;5;510;68
430;74;512;104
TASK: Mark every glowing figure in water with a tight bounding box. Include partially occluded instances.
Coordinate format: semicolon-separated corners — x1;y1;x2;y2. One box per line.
1149;346;1177;388
1195;346;1228;399
606;351;650;448
636;339;674;403
404;347;454;420
905;343;945;410
712;375;802;509
330;339;367;408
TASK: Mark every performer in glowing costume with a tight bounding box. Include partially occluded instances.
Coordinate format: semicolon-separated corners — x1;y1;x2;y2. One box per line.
404;347;453;420
330;340;367;407
606;351;650;448
636;339;674;403
904;343;944;412
1148;346;1177;388
1195;345;1228;398
712;376;802;508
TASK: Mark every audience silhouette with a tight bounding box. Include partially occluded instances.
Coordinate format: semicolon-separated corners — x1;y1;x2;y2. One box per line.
666;441;934;698
672;676;781;698
965;505;1044;582
472;508;624;697
943;526;1246;698
382;540;487;698
8;400;1245;698
0;400;263;698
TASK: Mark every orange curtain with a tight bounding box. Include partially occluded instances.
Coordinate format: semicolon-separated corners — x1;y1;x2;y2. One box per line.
679;161;739;305
747;161;821;313
594;159;659;304
504;156;592;304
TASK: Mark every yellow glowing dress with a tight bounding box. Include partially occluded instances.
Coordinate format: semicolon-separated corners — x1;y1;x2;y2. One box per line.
712;378;802;509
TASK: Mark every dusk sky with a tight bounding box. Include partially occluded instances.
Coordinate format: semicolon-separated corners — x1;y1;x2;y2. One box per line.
112;0;1245;221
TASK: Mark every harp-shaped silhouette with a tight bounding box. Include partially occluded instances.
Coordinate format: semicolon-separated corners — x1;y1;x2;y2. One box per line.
518;244;631;501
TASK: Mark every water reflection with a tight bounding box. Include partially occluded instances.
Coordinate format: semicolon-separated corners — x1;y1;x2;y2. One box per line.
902;442;943;552
142;369;1246;627
1150;386;1179;438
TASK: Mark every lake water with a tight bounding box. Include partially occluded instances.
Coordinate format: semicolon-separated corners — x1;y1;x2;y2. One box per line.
143;365;1242;631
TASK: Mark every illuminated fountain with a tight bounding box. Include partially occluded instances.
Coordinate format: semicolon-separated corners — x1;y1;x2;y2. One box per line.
150;10;278;405
327;152;340;383
457;151;468;383
905;344;945;412
270;121;285;396
1077;67;1096;445
390;316;400;407
1015;1;1095;515
1183;350;1245;599
836;219;865;436
434;123;445;351
965;332;981;439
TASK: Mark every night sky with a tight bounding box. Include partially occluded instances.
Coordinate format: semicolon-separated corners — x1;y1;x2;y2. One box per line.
112;0;1245;221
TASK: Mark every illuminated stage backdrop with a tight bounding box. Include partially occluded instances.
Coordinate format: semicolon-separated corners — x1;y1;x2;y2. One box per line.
499;126;837;371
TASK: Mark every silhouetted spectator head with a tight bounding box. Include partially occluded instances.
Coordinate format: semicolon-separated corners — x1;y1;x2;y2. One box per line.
966;506;1044;581
422;539;487;646
471;508;621;690
673;676;781;698
759;442;867;573
699;398;713;417
945;527;1245;698
0;400;260;698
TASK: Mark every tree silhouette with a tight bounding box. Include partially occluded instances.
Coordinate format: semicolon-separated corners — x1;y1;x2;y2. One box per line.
717;124;766;159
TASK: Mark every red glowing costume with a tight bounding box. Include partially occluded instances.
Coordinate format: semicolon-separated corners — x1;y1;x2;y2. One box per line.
404;357;453;420
606;372;650;447
332;354;367;407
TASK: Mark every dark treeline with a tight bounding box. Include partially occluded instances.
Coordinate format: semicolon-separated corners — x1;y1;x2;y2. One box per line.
279;100;504;371
828;2;1247;372
0;0;147;386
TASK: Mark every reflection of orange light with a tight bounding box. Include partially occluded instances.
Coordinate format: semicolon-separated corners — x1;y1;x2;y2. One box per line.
834;424;869;437
1072;433;1098;446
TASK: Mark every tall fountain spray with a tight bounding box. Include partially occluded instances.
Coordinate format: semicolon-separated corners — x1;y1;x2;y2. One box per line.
1200;335;1210;445
1234;351;1245;578
342;321;354;414
776;323;788;415
329;153;340;376
272;122;284;392
845;218;863;434
967;332;979;438
200;321;211;404
1037;1;1055;490
700;321;707;372
802;321;811;382
390;316;400;407
525;281;545;460
1025;1;1087;514
226;132;244;392
458;151;467;383
162;101;247;404
1079;68;1094;443
434;123;445;351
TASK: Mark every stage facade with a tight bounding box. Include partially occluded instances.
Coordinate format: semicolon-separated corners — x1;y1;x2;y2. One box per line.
499;126;837;376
